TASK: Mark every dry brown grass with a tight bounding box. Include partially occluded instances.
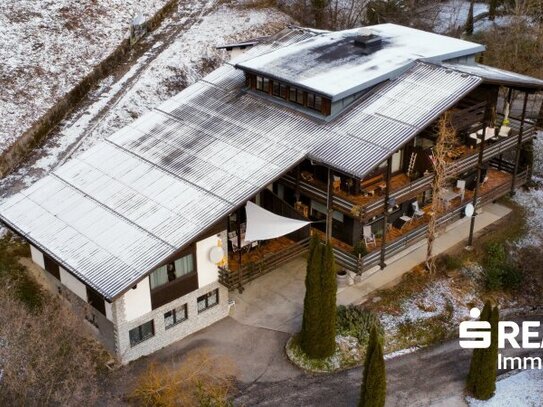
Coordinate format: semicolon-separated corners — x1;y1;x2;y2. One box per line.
130;348;238;407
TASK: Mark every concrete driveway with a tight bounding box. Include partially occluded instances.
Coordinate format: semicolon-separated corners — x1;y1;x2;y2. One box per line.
229;257;307;334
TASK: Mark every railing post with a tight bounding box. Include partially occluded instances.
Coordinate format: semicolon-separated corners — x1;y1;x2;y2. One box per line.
511;91;529;196
380;156;393;269
468;122;488;248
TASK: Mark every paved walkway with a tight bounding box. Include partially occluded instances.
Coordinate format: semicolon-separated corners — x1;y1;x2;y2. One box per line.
337;202;511;305
230;203;512;333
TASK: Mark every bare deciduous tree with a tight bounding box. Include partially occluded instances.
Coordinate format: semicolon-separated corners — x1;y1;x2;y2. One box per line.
426;112;459;273
0;288;105;406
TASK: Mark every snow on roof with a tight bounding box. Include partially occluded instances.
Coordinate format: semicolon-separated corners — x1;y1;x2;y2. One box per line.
236;23;485;100
443;63;543;89
0;27;489;301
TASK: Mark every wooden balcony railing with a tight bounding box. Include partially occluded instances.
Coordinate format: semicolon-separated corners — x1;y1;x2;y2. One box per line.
218;237;310;291
281;123;535;220
335;170;528;274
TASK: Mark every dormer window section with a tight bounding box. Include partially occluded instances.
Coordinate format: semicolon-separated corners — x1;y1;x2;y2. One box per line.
289;87;304;105
245;72;331;116
256;75;270;93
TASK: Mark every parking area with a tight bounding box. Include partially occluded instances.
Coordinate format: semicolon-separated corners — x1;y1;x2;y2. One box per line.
229;256;307;334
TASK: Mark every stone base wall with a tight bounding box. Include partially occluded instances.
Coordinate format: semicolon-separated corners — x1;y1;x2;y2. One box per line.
113;281;229;364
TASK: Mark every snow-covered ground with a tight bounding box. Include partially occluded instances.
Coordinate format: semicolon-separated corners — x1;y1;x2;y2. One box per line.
467;369;543;406
514;134;543;248
0;4;293;195
0;0;172;155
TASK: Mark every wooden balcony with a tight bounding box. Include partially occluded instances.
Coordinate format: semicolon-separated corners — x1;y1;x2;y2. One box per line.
281;116;536;221
334;168;528;273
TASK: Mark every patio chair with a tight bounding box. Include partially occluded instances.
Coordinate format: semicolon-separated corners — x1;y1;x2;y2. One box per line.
363;225;376;248
411;201;425;219
498;125;511;138
456;180;466;201
228;231;237;240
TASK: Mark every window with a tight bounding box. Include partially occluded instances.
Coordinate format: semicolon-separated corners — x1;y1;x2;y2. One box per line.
149;253;194;290
197;289;219;313
272;81;280;97
86;286;106;315
129;320;154;347
255;76;269;93
164;304;188;329
289;87;304;105
280;83;287;99
307;93;322;111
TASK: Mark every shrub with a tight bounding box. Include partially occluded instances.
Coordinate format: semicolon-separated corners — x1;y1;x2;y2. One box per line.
353;240;368;257
442;254;463;271
359;325;386;407
482;242;522;291
336;305;381;344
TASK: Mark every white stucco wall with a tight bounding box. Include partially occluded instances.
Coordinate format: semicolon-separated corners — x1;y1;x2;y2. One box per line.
30;245;45;269
60;267;87;301
122;278;152;322
196;232;226;288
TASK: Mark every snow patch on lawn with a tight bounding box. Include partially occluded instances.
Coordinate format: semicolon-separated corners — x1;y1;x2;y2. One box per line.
0;0;171;154
514;133;543;248
467;369;543;406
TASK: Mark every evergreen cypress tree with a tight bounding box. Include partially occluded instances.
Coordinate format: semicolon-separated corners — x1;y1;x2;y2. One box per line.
465;0;475;36
467;301;497;400
318;242;337;358
301;235;323;358
359;325;386;407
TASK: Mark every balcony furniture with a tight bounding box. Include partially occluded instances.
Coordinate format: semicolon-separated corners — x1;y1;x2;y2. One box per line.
498;125;511;138
456;180;466;201
469;127;498;145
333;175;341;193
399;215;412;229
363;225;376;248
229;232;258;252
439;188;462;209
294;201;309;218
411;201;425;219
361;174;385;196
301;171;313;182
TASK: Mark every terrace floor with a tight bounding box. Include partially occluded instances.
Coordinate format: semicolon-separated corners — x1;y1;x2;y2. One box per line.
366;168;512;252
227;236;297;272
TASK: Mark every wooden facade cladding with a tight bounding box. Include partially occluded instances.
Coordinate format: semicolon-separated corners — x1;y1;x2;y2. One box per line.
244;72;331;116
149;245;199;310
150;272;199;309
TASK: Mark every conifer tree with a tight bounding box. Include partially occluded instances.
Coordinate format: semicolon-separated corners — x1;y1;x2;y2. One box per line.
318;242;337;358
467;301;497;400
301;235;323;358
359;325;386;407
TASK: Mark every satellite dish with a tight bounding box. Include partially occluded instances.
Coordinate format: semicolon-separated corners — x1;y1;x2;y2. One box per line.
209;246;224;263
465;203;475;218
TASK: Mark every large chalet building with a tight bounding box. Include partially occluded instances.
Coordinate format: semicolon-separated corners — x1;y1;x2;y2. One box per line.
1;24;542;363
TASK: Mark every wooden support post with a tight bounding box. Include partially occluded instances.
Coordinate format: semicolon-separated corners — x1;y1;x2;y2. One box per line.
380;156;393;269
467;129;487;247
295;166;301;202
326;168;334;243
511;91;529;195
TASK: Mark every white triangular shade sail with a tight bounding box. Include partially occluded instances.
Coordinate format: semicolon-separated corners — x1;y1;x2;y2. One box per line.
244;201;310;241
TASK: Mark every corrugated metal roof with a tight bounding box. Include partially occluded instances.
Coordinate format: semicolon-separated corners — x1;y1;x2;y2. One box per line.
443;63;543;89
311;63;483;176
0;30;485;301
